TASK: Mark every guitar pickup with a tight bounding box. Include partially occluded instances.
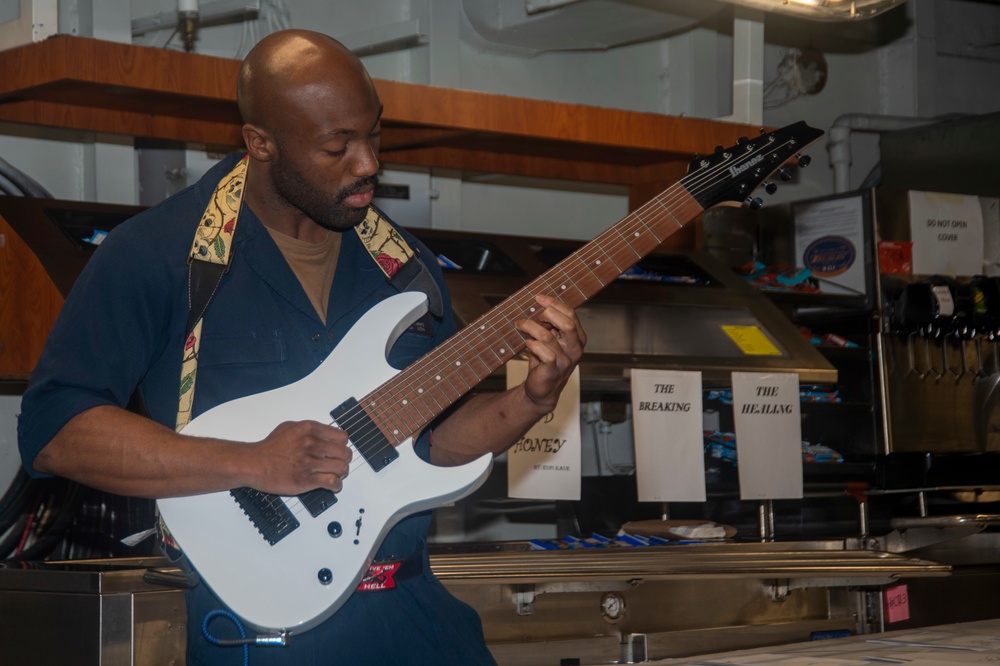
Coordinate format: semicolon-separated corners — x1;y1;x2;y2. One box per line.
331;397;399;472
230;487;300;546
298;488;338;518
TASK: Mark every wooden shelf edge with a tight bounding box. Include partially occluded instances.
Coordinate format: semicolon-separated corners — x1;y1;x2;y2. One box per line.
0;35;762;186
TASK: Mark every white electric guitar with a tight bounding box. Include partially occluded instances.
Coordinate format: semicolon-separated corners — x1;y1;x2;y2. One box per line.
156;122;823;634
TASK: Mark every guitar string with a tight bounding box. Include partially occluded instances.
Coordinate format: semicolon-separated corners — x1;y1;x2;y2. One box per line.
274;133;799;517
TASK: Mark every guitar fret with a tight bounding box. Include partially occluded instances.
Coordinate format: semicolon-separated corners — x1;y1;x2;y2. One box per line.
370;388;430;444
649;193;683;230
450;355;483;391
431;366;466;404
396;394;436;427
567;252;607;292
372;396;421;435
548;262;588;305
412;380;445;414
609;225;642;263
588;243;624;282
473;322;510;366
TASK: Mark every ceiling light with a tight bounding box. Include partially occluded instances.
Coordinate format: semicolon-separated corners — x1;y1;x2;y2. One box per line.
713;0;904;21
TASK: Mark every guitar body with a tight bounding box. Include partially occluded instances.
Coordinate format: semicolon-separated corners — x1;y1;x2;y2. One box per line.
156;121;823;635
156;291;493;634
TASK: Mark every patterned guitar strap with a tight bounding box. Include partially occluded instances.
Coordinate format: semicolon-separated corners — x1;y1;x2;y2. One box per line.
158;155;439;581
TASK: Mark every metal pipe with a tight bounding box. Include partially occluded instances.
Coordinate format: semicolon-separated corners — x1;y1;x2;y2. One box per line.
828;113;938;193
858;497;869;539
758;499;776;542
429;544;950;583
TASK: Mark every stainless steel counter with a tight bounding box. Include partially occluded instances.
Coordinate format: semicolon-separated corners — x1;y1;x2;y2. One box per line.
0;557;185;665
0;543;960;666
432;540;951;665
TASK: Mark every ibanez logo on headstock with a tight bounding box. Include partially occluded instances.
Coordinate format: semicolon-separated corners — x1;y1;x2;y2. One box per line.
730;153;765;177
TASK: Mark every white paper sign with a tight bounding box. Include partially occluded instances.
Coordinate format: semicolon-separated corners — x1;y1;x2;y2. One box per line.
908;190;984;276
794;195;867;296
506;361;582;500
630;369;706;502
731;372;802;499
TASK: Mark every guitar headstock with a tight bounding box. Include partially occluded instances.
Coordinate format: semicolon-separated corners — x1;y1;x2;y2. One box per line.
684;121;824;210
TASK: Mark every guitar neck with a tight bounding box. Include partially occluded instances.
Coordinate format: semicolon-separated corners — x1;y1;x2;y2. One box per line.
361;180;704;445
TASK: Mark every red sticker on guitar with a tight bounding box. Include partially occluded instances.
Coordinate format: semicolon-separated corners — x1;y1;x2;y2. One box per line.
357;561;401;591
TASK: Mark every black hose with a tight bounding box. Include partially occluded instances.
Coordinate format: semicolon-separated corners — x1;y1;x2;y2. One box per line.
9;481;85;561
0;470;35;539
0;171;26;196
0;155;52;198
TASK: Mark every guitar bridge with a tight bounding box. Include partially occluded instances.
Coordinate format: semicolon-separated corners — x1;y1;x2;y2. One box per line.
230;486;338;546
230;487;300;545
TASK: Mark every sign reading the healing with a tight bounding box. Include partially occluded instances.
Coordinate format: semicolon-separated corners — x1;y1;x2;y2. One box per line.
731;372;802;499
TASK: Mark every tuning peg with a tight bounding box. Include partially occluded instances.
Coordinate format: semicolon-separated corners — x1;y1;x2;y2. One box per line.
759;128;767;135
778;168;793;182
746;197;764;210
797;153;812;168
715;145;724;154
764;182;778;195
737;136;749;145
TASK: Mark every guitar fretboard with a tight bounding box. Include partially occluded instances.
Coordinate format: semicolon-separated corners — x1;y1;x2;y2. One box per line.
358;180;704;446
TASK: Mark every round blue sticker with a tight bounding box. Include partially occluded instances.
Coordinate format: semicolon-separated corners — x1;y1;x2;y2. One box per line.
803;236;856;277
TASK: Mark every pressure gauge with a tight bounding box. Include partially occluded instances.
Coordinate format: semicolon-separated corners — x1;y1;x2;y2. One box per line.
600;592;626;623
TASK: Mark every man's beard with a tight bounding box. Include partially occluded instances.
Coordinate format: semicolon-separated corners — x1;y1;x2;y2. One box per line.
271;161;379;232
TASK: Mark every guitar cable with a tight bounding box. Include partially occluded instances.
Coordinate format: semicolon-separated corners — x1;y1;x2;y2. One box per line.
202;609;289;666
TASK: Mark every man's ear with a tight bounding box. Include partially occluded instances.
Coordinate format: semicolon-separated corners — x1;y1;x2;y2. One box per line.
242;124;274;162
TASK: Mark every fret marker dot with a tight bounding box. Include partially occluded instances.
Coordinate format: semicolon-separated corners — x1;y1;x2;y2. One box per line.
402;400;408;405
530;307;536;313
455;361;462;366
418;388;424;394
435;375;441;381
634;232;640;237
560;285;567;291
500;348;506;354
393;429;399;435
596;260;602;265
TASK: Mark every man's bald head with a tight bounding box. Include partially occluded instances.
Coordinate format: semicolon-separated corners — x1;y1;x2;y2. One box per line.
237;30;373;132
235;29;384;236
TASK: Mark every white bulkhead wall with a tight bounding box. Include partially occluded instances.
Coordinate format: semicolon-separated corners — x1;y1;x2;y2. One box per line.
1;1;1000;236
